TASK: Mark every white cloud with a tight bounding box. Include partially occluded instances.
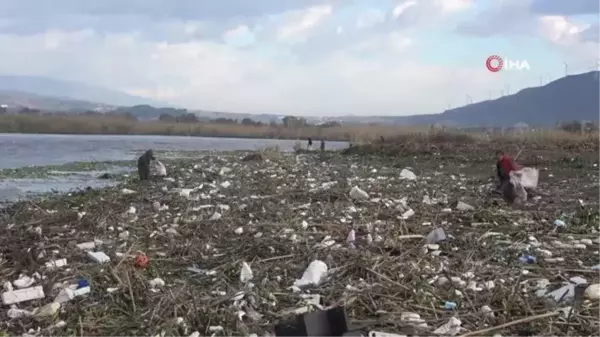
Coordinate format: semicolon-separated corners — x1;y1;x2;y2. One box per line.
393;1;417;18
356;8;386;29
276;4;333;41
0;0;596;116
537;16;590;45
0;24;504;115
434;0;473;14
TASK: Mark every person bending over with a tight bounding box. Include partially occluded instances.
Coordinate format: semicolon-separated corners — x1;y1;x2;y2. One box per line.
138;149;155;181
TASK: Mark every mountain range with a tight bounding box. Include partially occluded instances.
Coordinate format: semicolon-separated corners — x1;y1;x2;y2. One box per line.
0;71;598;127
0;75;170;108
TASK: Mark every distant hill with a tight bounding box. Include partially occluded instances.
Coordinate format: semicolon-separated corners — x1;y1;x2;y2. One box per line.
0;90;114;112
0;71;596;127
0;75;172;108
385;71;600;127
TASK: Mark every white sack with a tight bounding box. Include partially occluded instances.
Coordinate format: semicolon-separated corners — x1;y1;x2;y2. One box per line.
513;167;539;189
506;166;539;203
155;160;167;177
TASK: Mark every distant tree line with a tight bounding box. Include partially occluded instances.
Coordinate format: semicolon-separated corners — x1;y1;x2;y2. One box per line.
557;120;599;134
3;104;349;129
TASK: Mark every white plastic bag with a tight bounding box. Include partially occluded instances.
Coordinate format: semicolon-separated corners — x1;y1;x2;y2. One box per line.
155;160;167;177
517;167;539;189
506;166;539;204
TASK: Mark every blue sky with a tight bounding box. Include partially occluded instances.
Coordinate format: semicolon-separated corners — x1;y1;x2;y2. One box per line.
0;0;597;115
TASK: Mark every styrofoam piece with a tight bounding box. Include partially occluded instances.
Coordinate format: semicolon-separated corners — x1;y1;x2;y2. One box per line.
13;275;35;289
74;286;91;297
45;258;68;270
2;286;45;305
77;241;96;250
87;251;111;264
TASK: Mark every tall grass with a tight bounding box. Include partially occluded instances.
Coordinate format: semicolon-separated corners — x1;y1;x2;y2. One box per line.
0;113;597;146
0;114;413;141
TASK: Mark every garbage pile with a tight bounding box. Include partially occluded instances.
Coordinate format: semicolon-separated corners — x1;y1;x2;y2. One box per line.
0;150;598;336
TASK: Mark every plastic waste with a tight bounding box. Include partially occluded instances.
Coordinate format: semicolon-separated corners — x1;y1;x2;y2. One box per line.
135;254;150;268
13;275;35;289
584;283;600;300
240;262;253;283
2;285;45;305
349;186;369;200
516;167;539;189
293;260;328;287
88;251;111;264
519;254;536;264
399;169;417;180
444;301;457;310
426;228;447;244
45;259;68;270
433;317;462;335
155;160;167;177
456;201;474;211
347;230;356;243
33;302;61;317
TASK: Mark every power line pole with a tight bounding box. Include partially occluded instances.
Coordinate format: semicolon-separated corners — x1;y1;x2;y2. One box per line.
564;62;568;77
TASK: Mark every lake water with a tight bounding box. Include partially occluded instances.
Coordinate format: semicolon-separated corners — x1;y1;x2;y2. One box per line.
0;133;348;169
0;133;349;204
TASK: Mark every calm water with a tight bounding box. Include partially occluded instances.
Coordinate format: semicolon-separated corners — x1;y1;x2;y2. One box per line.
0;133;348;169
0;133;348;203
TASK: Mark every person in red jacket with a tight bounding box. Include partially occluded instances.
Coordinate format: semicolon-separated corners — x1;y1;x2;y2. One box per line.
496;150;520;186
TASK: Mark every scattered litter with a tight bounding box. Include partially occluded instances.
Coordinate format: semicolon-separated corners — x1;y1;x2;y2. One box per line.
349;186;369;200
33;302;61;317
0;147;596;336
135;254;150;268
456;201;474;211
585;283;600;300
13;275;35;289
240;262;253;283
7;308;33;319
45;259;68;270
2;286;45;305
149;278;166;288
87;251;111;264
444;301;457;310
293;260;328;287
76;241;96;250
155;160;167;176
399;169;417;180
426;228;447;244
554;219;566;227
433;317;462;335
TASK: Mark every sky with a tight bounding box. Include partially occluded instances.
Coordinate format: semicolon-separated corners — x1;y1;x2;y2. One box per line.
0;0;598;116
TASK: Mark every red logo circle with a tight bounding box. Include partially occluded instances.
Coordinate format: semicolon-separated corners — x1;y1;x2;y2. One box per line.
486;55;503;72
